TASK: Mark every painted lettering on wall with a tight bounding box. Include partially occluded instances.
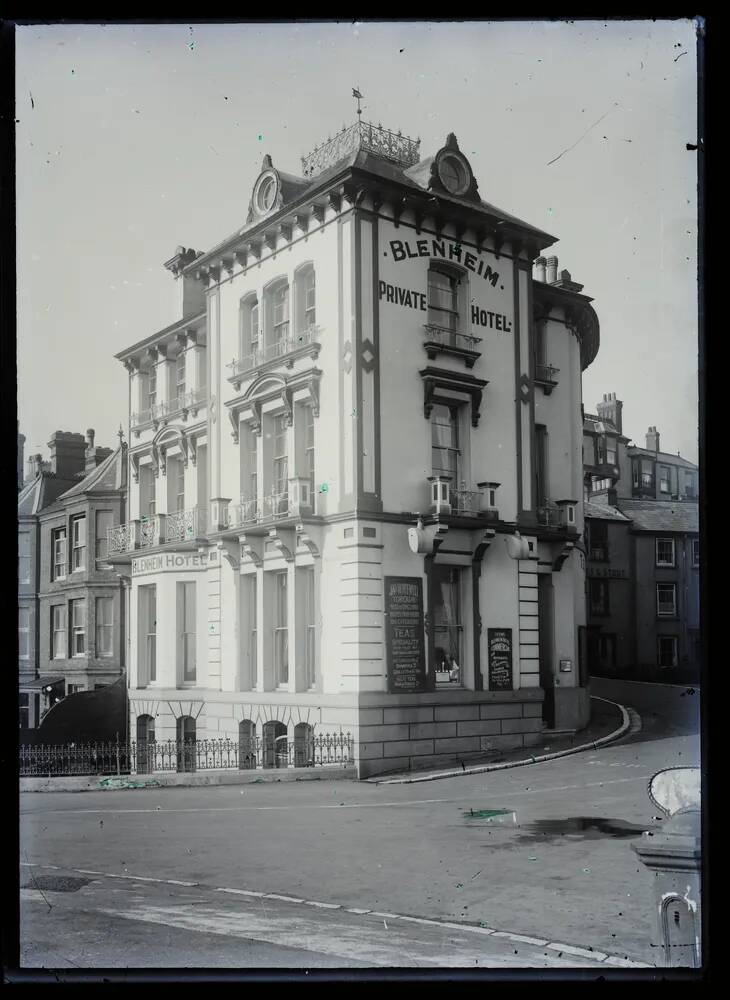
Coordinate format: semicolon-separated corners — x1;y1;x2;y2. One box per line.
378;280;427;311
132;552;206;576
470;305;512;332
388;239;500;287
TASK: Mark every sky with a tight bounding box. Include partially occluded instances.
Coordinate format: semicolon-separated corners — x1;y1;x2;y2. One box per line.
16;19;699;466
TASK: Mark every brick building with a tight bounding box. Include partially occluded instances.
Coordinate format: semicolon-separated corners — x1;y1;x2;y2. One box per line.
108;118;601;777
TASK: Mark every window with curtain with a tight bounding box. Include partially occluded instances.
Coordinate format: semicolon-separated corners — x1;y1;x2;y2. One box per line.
428;266;459;334
431;403;460;484
140;466;156;517
70;599;86;656
52;527;67;580
71;516;86;571
95;597;113;657
432;565;462;685
52;604;67;659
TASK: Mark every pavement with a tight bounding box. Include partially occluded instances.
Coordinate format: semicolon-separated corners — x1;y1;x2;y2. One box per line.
14;679;701;973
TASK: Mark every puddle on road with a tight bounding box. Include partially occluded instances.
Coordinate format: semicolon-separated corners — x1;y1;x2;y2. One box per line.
481;816;657;848
20;875;93;893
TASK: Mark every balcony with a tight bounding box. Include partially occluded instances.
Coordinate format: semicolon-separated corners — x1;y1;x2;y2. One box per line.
131;389;207;430
423;324;482;369
107;506;209;555
228;479;315;530
227;326;321;386
589;545;610;562
533;362;560;395
427;476;499;520
536;500;577;530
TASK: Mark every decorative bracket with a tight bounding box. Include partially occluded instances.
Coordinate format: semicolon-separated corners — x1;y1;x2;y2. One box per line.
311;204;325;225
553;541;575;573
179;430;189;468
308;374;321;418
151;443;160;478
280;388;293;427
235;249;248;269
240;535;263;568
130;451;140;484
296;526;321;559
473;527;497;565
328;191;342;214
188;435;197;467
268;528;294;563
295;213;309;234
218;540;240;571
228;408;240;444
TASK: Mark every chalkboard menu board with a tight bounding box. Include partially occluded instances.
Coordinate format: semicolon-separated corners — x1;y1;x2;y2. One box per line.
487;628;513;691
384;576;427;693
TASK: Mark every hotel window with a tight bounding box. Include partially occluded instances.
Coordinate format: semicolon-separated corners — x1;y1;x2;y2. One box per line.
302;566;316;689
656;537;676;567
95;597;113;658
148;365;157;410
140;465;156;517
70;599;86;656
95;510;114;565
19;532;31;584
18;607;30;659
657;636;678;668
659;466;671;494
304;268;316;328
274;571;288;686
175;459;185;512
294;264;316;334
52;605;67;659
71;516;86;571
428;264;460;334
240;295;259;360
431;403;460;488
692;538;700;567
432;565;463;685
139;585;156;683
272;282;290;348
657;583;677;618
175;351;186;403
272;414;289;510
177;582;196;684
305;405;315;493
589;579;610;617
52;527;67;580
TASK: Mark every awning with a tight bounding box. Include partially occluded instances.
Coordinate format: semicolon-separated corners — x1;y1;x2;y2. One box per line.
20;676;65;691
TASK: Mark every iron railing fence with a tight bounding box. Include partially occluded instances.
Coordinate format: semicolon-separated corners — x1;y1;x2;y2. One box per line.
20;733;354;777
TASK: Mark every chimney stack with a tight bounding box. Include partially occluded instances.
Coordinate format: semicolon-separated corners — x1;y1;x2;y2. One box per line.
646;426;660;453
47;431;86;478
596;392;623;434
546;256;558;283
164;246;206;319
31;453;43;477
534;257;546;282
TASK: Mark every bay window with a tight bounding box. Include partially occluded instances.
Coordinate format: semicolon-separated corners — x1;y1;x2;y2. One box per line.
52;527;67;580
18;607;30;659
52;605;67;659
71;516;86;571
95;510;114;565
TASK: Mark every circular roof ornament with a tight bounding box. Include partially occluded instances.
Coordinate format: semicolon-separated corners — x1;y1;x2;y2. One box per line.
253;170;279;216
429;134;480;202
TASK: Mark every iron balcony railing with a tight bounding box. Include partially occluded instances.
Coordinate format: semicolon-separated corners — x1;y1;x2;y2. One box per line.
231;492;290;527
534;363;560;384
423;324;483;352
19;734;354;776
165;507;208;544
107;507;209;555
450;486;485;516
536;503;567;528
228;326;319;379
130;408;152;428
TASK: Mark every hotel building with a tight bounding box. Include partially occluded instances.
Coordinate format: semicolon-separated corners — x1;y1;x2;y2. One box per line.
108;119;600;777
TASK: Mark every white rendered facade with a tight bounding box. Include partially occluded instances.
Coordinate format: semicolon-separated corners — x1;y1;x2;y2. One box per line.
110;125;600;777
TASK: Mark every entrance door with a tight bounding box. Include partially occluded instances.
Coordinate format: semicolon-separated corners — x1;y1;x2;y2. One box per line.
537;575;555;728
596;633;617;674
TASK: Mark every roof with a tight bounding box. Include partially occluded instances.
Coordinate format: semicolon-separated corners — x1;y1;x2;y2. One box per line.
584;414;619;435
18;472;82;516
627;447;698;470
584;501;631;522
56;445;125;499
617;499;699;533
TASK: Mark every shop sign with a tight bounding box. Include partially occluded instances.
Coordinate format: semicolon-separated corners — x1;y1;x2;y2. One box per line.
132;552;206;576
384;576;427;693
488;628;513;691
587;566;628;579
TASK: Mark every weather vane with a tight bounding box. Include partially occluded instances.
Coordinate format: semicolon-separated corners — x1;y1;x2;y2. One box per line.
352;87;363;118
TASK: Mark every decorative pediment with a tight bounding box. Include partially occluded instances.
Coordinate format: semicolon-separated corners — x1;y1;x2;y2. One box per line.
427;134;480;203
419;366;489;428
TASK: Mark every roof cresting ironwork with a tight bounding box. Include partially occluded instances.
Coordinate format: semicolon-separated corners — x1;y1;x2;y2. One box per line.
301;93;421;179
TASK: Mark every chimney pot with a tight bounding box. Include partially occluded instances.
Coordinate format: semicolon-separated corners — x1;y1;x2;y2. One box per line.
535;256;547;282
546;256;558;283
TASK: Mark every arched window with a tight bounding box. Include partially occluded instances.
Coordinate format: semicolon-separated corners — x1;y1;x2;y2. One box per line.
239;294;260;363
262;720;288;769
238;719;257;770
264;279;290;354
136;714;155;774
176;715;196;772
294;723;315;768
294;263;316;336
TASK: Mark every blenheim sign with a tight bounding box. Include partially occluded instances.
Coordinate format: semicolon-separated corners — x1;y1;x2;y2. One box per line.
388;239;501;287
132;552;206;576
